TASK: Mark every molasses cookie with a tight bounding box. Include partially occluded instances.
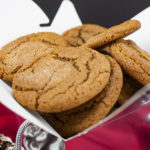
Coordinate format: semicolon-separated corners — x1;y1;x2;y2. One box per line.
110;39;150;85
13;46;111;113
0;32;68;82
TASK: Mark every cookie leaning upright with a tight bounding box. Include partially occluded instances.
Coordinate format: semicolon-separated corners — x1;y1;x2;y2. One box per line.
84;20;141;49
41;56;123;138
12;46;111;113
110;39;150;85
0;32;68;82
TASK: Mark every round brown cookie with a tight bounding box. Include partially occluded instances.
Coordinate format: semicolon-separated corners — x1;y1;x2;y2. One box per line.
110;39;150;85
62;24;106;47
13;46;111;113
0;32;68;82
118;73;143;105
84;20;141;49
41;56;123;138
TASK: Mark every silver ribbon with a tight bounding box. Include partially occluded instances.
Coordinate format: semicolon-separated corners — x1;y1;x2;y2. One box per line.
15;121;65;150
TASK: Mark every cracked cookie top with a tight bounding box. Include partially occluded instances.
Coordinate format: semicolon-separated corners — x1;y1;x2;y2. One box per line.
62;24;106;47
110;39;150;85
41;56;123;138
0;32;68;82
12;46;111;113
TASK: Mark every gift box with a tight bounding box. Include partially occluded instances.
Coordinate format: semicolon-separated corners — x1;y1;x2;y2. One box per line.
0;0;150;149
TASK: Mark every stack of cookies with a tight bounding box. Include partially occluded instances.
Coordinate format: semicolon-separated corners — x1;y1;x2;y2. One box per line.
0;20;150;138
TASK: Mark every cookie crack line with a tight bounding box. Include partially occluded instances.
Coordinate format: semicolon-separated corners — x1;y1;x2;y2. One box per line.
35;64;69;109
17;51;52;74
78;27;86;44
52;53;81;72
64;26;86;46
10;65;23;74
37;82;75;110
13;85;39;92
35;70;56;109
82;61;90;83
40;39;58;46
82;53;96;84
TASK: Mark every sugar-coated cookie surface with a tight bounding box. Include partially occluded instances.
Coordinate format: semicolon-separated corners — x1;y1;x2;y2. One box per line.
111;39;150;85
0;32;68;82
41;56;123;138
13;46;111;113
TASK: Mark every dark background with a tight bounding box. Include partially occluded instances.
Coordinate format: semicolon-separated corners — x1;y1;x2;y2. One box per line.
33;0;150;27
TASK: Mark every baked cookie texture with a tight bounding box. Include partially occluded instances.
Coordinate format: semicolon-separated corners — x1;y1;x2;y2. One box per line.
85;20;141;49
63;24;106;47
41;56;123;138
118;73;143;105
63;24;110;54
13;46;111;113
110;39;150;85
0;32;68;82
